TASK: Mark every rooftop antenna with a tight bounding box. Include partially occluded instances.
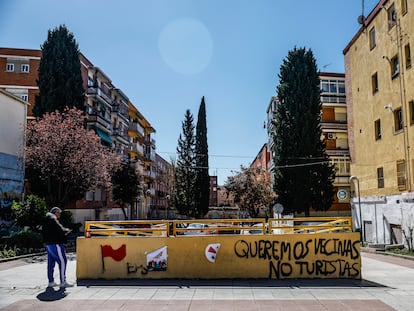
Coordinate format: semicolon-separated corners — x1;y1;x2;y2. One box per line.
358;0;366;25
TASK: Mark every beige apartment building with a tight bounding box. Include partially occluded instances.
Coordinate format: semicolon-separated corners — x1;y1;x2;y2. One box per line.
344;0;413;245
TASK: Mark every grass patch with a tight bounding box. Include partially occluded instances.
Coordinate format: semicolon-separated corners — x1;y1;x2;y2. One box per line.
388;248;414;257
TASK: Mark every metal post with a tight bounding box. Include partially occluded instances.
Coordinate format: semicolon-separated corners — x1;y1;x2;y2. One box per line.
350;176;363;243
165;195;170;219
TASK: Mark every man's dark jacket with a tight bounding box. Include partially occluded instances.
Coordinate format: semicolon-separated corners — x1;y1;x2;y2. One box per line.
42;212;67;244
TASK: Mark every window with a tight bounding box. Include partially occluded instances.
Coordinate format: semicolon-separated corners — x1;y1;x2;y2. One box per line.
388;4;397;29
396;160;407;191
405;44;411;69
21;64;29;73
6;63;14;72
394;108;403;131
375;119;381;140
410;100;414;125
377;167;384;188
21;94;28;101
401;0;408;15
372;72;379;93
321;80;329;93
338;81;345;94
369;27;376;49
329;81;337;93
391;55;400;78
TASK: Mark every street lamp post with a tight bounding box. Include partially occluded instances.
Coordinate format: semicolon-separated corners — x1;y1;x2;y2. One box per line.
165;195;170;219
145;189;151;219
349;176;363;243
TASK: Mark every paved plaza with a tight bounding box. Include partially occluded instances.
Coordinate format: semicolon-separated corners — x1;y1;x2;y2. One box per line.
0;251;414;310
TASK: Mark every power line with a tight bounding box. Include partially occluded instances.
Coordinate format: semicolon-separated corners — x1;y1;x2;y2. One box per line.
157;151;255;159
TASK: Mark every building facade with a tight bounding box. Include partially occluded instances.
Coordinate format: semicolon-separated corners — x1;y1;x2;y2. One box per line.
0;47;156;223
344;0;413;245
209;175;218;207
320;72;352;213
266;72;351;216
0;89;27;205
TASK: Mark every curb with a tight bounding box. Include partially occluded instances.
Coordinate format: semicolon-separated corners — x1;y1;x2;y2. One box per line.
0;251;46;263
361;247;414;261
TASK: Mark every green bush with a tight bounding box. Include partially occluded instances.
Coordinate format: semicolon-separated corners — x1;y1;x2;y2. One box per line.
1;230;43;251
12;195;49;232
0;246;17;258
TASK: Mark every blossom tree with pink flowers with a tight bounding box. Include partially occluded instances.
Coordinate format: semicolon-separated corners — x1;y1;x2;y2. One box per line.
25;107;121;207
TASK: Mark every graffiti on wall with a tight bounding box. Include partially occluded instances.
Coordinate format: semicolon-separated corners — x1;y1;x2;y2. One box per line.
100;243;168;275
205;243;221;263
101;244;127;271
234;237;360;279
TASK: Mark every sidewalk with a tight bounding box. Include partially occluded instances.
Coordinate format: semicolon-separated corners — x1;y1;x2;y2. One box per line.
0;252;413;310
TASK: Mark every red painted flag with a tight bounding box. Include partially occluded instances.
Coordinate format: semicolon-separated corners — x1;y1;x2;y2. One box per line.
101;244;126;261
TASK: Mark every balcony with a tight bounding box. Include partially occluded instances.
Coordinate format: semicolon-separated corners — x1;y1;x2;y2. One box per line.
326;148;350;156
111;127;129;144
129;142;144;155
86;111;111;129
144;137;156;146
128;122;145;137
321;121;347;131
86;86;112;106
111;103;129;121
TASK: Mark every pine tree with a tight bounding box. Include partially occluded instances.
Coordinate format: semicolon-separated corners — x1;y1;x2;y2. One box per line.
194;96;210;218
174;110;196;217
34;24;85;117
273;47;335;216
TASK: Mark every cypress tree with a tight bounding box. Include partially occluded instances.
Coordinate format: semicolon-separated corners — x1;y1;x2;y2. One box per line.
194;96;209;218
174;110;196;217
34;24;85;117
273;47;335;216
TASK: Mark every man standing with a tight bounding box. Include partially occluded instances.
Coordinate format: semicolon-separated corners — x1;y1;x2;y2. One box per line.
42;207;73;288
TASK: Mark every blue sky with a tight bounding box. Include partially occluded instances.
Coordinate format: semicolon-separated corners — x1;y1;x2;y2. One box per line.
0;0;378;184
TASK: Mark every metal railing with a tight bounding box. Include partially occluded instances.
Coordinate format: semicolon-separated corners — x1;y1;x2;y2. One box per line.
84;217;353;238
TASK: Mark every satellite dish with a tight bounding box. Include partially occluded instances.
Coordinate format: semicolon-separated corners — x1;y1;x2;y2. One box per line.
357;15;365;25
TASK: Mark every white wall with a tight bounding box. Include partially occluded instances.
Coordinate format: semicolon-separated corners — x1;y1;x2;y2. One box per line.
351;193;414;247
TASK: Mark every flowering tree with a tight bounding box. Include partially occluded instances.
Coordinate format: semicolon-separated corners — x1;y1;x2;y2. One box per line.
25;107;121;207
225;166;276;218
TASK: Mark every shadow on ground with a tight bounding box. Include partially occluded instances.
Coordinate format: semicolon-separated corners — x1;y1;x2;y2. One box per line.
77;278;388;289
36;287;67;301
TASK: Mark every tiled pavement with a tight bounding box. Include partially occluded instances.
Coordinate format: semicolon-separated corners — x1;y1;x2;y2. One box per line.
0;252;414;310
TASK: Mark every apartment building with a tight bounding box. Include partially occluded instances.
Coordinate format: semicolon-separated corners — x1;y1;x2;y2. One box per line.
266;72;351;216
0;47;156;223
209;176;218;207
0;89;27;203
320;72;351;213
344;0;413;245
151;152;174;219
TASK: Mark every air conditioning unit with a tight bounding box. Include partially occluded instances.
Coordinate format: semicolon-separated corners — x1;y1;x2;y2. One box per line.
328;133;335;139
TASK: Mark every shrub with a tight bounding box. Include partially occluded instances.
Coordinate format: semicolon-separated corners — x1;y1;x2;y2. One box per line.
1;230;43;251
12;195;49;232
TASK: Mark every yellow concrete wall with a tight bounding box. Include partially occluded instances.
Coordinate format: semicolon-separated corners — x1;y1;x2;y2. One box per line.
76;233;361;280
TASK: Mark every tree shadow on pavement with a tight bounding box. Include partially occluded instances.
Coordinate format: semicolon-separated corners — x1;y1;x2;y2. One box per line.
36;287;67;301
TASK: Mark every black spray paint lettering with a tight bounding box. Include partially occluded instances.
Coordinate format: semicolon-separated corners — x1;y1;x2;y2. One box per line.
269;260;360;279
314;239;360;259
126;262;148;275
234;239;312;261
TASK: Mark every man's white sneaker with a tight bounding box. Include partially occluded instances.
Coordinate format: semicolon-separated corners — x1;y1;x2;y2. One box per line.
60;282;74;288
48;282;58;287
